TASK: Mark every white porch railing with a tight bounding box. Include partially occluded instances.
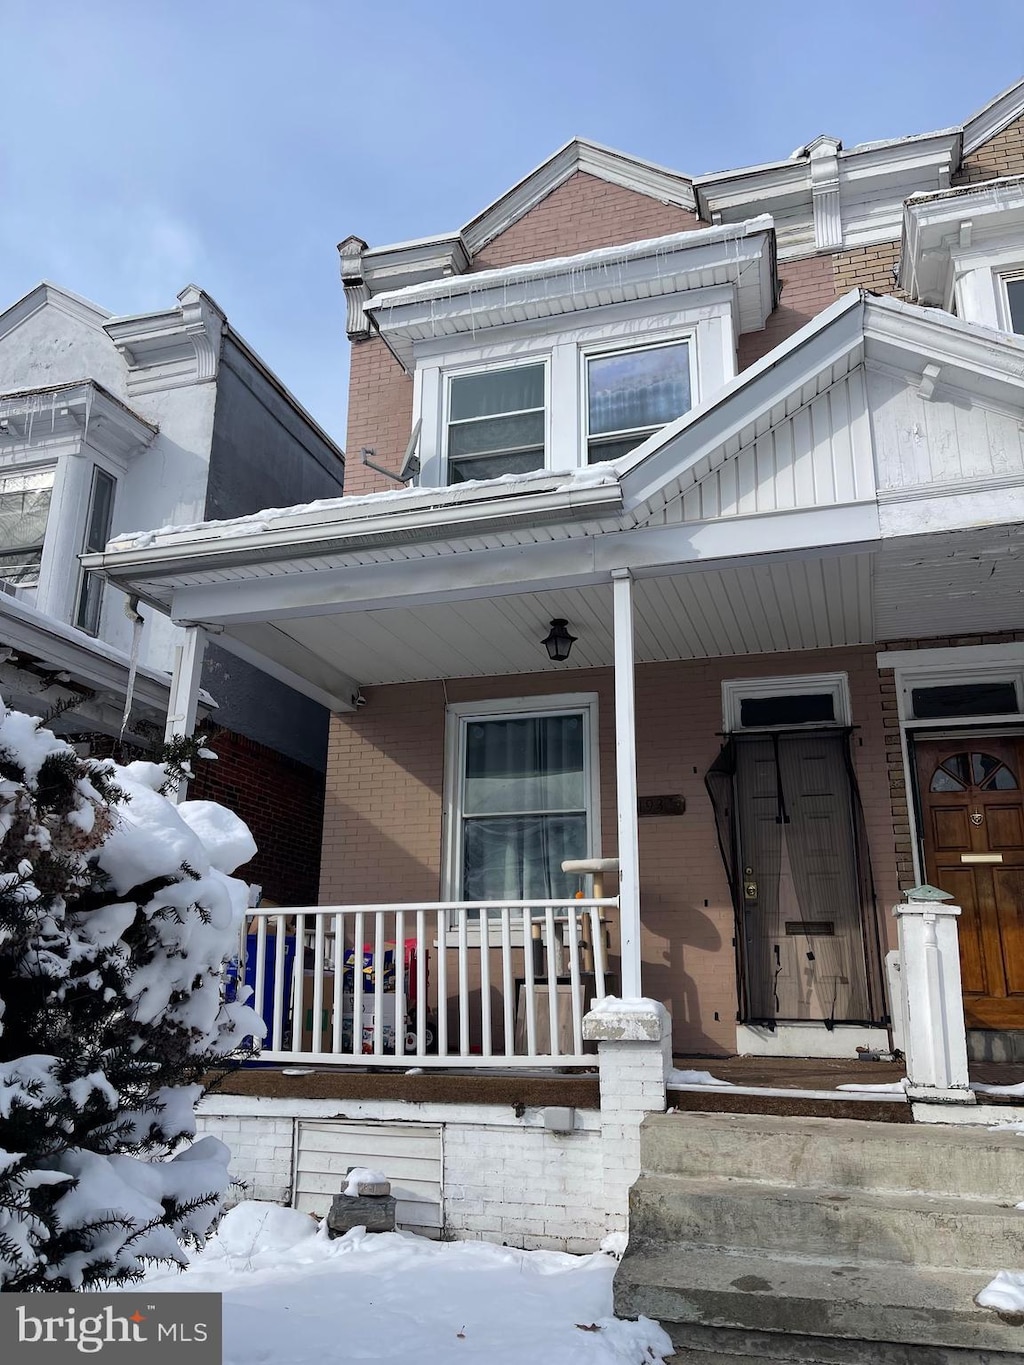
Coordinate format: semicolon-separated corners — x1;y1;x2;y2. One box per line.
233;899;617;1068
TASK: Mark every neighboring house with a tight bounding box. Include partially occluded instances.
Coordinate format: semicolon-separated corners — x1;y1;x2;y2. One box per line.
0;283;346;902
90;77;1024;1076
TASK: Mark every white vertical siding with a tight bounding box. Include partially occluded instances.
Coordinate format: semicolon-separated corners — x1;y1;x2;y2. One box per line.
294;1121;443;1235
664;370;875;524
868;366;1024;493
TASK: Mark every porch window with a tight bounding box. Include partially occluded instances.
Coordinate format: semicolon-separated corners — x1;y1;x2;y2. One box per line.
75;466;116;636
0;468;54;588
448;698;598;904
586;340;692;463
446;363;546;483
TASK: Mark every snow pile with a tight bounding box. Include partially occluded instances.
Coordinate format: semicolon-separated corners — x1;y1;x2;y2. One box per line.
342;1166;387;1195
667;1069;735;1088
178;800;258;875
835;1080;908;1094
976;1270;1024;1317
147;1202;673;1365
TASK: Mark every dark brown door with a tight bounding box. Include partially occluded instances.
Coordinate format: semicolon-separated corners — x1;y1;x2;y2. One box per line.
915;739;1024;1029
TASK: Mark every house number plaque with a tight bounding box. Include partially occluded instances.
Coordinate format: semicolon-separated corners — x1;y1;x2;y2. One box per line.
638;794;686;817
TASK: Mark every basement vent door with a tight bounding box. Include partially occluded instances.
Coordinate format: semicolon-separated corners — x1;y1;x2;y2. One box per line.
294;1120;443;1237
706;730;885;1027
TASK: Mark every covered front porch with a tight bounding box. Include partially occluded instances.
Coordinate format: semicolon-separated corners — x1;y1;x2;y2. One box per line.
88;290;1024;1078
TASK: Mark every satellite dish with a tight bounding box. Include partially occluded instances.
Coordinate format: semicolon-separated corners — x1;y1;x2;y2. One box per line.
360;418;421;485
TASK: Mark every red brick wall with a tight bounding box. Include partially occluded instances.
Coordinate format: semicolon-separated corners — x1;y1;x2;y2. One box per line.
322;645;897;1056
343;336;415;498
471;171;704;272
736;255;837;369
191;729;325;906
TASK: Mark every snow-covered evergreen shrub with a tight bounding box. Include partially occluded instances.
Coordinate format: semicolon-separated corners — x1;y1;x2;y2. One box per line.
0;700;263;1291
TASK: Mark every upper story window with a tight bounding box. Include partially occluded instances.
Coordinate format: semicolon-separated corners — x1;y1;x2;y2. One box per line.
447;363;546;483
0;468;54;589
75;466;117;635
1003;275;1024;334
586;340;692;463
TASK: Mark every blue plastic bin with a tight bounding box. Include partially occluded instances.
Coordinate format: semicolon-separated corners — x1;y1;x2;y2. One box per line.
243;933;296;1041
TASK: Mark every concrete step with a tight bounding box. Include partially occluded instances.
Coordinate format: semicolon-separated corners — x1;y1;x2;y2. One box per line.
630;1174;1024;1271
615;1244;1024;1356
643;1111;1024;1202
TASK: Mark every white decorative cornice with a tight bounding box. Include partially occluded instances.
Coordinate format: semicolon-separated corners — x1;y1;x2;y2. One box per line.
962;78;1024;156
808;136;843;250
696;129;958;258
0;282;110;344
104;287;226;395
366;219;776;371
338;235;371;339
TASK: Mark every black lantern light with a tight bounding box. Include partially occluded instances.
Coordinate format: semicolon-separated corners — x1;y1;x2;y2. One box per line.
541;618;577;662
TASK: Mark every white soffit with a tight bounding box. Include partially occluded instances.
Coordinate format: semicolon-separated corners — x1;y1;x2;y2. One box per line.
366;219;776;370
223;551;874;686
874;525;1024;640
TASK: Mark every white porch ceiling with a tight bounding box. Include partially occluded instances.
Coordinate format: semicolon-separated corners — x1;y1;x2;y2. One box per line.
225;552;876;687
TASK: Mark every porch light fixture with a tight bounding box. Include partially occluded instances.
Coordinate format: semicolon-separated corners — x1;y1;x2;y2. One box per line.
542;618;577;662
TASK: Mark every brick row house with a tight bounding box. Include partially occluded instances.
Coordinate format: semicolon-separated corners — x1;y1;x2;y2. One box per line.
83;80;1024;1249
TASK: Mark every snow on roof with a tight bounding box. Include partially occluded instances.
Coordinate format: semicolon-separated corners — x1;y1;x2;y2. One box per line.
106;461;623;554
368;217;774;310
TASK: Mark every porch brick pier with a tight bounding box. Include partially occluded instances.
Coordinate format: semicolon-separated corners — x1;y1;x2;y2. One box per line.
584;999;670;1228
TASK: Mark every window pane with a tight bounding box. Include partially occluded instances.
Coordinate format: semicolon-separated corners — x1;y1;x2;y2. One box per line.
1007;278;1024;335
449;449;545;482
739;693;836;728
464;715;585;815
588;434;649;464
588;343;691;438
463;814;587;901
84;468;116;553
450;365;544;421
0;469;54;588
911;682;1019;719
448;410;545;459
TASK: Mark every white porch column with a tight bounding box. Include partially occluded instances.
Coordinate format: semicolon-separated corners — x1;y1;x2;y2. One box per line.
164;627;206;802
893;886;974;1104
611;568;642;999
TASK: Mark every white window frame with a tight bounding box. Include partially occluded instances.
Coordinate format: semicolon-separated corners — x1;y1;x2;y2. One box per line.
412;289;733;487
441;693;602;939
442;356;550;487
722;672;852;733
74;464;118;636
580;333;698;466
997;269;1024;335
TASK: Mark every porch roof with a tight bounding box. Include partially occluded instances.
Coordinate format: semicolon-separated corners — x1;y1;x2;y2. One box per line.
84;293;1024;710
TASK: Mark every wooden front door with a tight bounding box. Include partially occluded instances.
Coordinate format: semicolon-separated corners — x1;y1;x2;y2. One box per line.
915;739;1024;1029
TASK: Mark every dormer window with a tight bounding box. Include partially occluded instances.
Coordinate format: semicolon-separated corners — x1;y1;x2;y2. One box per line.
447;363;546;483
586;340;693;464
0;468;54;589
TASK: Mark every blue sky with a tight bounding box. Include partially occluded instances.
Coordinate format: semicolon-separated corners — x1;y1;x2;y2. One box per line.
1;1;1021;446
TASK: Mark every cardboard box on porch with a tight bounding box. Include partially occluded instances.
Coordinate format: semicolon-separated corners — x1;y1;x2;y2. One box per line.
301;973;398;1052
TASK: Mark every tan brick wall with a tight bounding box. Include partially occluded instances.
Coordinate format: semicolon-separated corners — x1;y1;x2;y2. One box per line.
471;171;704;272
343;336;414;498
832;240;903;298
736;254;837;370
322;645;898;1056
954;112;1024;184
